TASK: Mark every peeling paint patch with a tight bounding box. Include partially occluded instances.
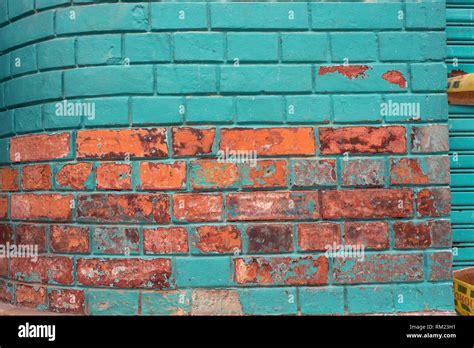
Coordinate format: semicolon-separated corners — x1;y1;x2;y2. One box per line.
318;65;370;80
382;70;407;88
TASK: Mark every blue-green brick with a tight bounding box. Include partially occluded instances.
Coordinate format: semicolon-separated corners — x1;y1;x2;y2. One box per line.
394;283;453;312
0;1;7;26
330;33;377;62
37;38;75;70
447;26;474;41
227;33;278;62
8;0;34;20
299;287;344;315
406;1;446;29
185;97;234;124
422;283;454;311
383;94;448;122
236;96;284;124
0;111;14;137
43;101;82;130
10;46;37;77
239;288;297;315
151;3;207;30
0;139;9;164
88;290;139;315
220;65;312;93
285;95;330;124
36;0;70;10
175;257;231;287
0;54;10;81
141;290;191;316
210;3;308;29
14;105;42;134
156;65;217;94
0;85;4;109
77;35;122;66
379;33;446;62
281;33;328;62
333;95;382;123
64;66;154;98
410;63;447;92
5;71;62;107
124;34;171;63
132;97;183;125
175;33;224;62
347;286;394;314
84;97;129;127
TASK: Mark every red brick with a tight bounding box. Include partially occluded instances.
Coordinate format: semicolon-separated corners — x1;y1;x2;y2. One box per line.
321;189;413;219
139;162;186;190
10;133;71;163
430;220;452;247
143;227;188;254
0;195;7;219
241;160;287;188
393;220;451;249
191;160;239;189
246;224;293;253
21;165;52;191
15;284;47;308
172;127;215;157
10;256;73;285
16;224;47;253
390;157;450;185
297;223;341;252
428;251;452;281
344;222;389;249
234;256;328;285
96;162;132;190
220;127;315;156
226;191;320;221
0;279;13;303
0;258;7;277
193;225;241;254
0;167;19;191
341;159;385;187
48;288;85;314
77;193;170;223
191;289;242;315
76;258;172;289
93;226;139;254
0;223;13;244
411;124;449;153
319;126;406;154
50;225;90;253
55;163;93;190
292;159;337;187
11;194;73;221
77;128;168;159
173;193;223;222
416;188;451;217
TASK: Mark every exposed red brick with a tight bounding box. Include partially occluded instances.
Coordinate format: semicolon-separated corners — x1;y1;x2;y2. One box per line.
246;224;293;253
139;162;186;190
50;225;90;253
15;284;46;308
0;223;13;244
10;133;71;163
390;157;450;185
10;256;73;285
143;227;188;254
191;160;239;189
172;127;215;157
193;225;241;253
319;65;370;80
173;193;223;222
411;125;449;153
55;163;93;190
93;226;139;254
393;220;451;249
382;70;407;88
96;162;132;190
428;252;452;281
21;165;52;191
16;224;47;253
0;258;8;277
345;222;389;249
11;194;73;221
0;195;7;219
416;188;451;217
0;167;19;191
0;279;13;303
297;223;341;252
241;160;287;188
48;288;85;314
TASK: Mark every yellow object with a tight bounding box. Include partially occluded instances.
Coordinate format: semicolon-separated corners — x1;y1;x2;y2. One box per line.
453;267;474;316
448;73;474;105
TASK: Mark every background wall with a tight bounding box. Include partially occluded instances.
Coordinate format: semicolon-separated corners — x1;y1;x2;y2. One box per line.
0;0;452;315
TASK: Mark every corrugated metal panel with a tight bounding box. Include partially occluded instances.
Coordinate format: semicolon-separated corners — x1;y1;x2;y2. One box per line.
447;0;474;269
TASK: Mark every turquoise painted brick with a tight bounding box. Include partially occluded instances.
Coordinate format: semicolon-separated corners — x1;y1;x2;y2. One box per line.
132;97;183;125
422;283;454;311
0;54;10;81
299;287;344;315
410;63;447;92
447;26;474;41
64;66;153;98
36;0;70;10
448;45;474;59
383;94;448;122
56;3;149;35
185;97;234;124
315;64;408;93
84;97;129;127
0;1;7;26
281;33;328;62
151;3;207;30
77;35;122;66
0;85;4;109
156;65;217;94
285;96;331;124
379;33;446;62
227;33;278;62
0;139;9;164
175;33;224;62
43;101;82;130
0;11;54;52
10;46;37;77
236;96;284;124
447;8;473;23
406;1;446;29
393;284;425;312
210;3;308;29
89;290;139;315
347;286;394;314
37;38;75;70
175;257;231;287
330;33;377;62
0;111;14;137
5;71;62;107
8;0;34;20
124;34;171;63
220;65;312;93
141;290;191;316
333;95;382;123
311;3;403;30
14;106;43;134
239;288;297;315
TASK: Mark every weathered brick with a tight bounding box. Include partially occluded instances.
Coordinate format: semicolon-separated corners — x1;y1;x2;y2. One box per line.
226;191;320;221
193;225;242;254
48;288;85;314
93;226;139;255
21;165;52;191
15;223;47;253
0;279;13;303
241;160;287;189
321;189;413;219
10;256;73;285
342;159;385;187
77;128;168;160
77;193;170;224
172;127;216;157
173;193;223;222
427;251;452;281
142;290;191;316
297;223;341;252
156;65;217;94
143;227;188;254
345;222;389;250
88;289;138;315
54;163;93;191
191;289;242;316
0;195;7;219
227;33;278;62
0;167;19;191
10;133;71;163
191;160;239;189
246;224;293;253
319;126;406;154
139;162;186;190
77;258;172;289
50;225;90;254
15;284;46;309
96;163;132;190
234;256;328;285
416;188;451;217
292;159;336;187
11;194;73;221
393;220;451;249
411;125;449;153
390;157;450;185
0;223;13;244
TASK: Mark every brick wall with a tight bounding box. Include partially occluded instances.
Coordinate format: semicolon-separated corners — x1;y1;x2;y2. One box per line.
0;0;453;315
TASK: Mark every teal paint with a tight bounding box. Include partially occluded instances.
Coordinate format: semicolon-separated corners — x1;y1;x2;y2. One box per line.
330;33;377;62
77;34;122;66
85;97;129;127
14;105;42;134
141;290;191;316
124;34;171;63
299;287;344;315
282;33;329;62
236;96;284;124
285;95;330;124
132;97;183;126
347;286;393;314
88;290;139;315
175;33;225;62
227;33;279;62
185;97;234;124
37;38;76;70
10;45;37;77
239;288;297;315
175;257;231;287
332;95;382;123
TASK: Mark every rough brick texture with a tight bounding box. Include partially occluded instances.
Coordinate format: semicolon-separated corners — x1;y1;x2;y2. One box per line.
0;1;451;316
